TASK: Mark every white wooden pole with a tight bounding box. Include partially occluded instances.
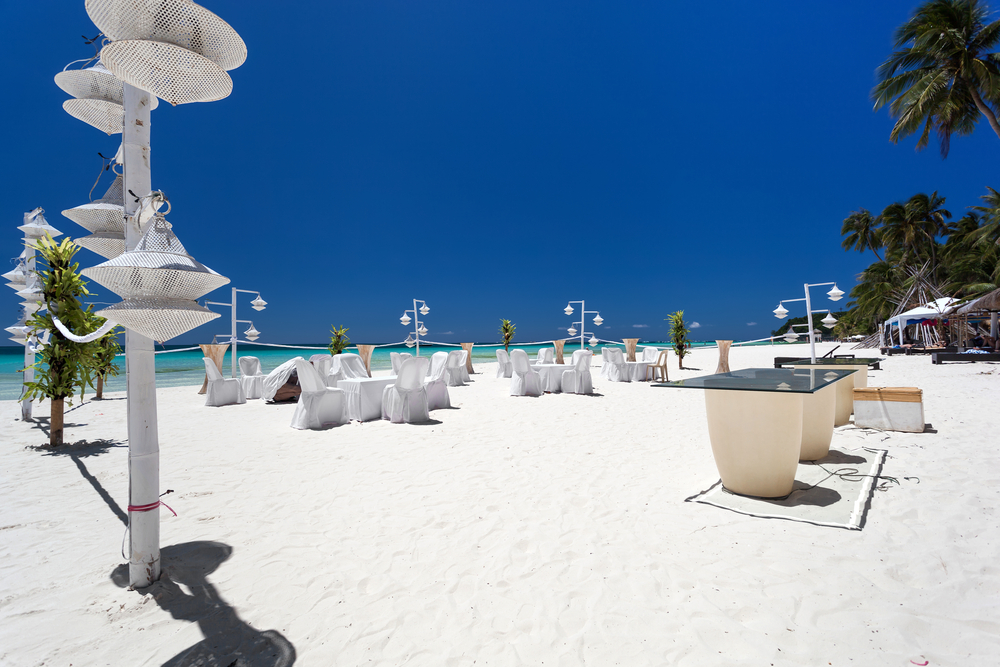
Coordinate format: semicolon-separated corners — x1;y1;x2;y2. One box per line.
804;284;816;363
231;286;237;377
21;240;35;421
122;82;160;589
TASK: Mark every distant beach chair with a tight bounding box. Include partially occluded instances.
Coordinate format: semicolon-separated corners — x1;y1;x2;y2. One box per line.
602;347;629;382
641;347;660;362
496;349;513;378
424;351;451;410
238;356;265;400
458;349;471;382
510;349;543;397
561;350;593;395
444;350;466;386
648;350;669;382
382;356;431;423
535;347;554;365
291;358;346;429
203;357;245;407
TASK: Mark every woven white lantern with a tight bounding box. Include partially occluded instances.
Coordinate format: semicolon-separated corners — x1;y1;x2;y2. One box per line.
86;0;247;106
19;209;62;239
82;212;228;342
62;173;126;235
56;63;159;135
76;231;127;259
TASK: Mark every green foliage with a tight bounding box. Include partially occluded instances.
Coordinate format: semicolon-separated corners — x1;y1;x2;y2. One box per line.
22;235;102;404
666;311;690;365
498;319;516;352
94;324;123;380
329;325;350;355
872;0;1000;157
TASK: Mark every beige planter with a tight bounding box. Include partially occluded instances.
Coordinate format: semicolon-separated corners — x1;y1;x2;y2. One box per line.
623;338;639;362
198;343;229;394
792;364;865;426
553;339;566;364
461;343;475;373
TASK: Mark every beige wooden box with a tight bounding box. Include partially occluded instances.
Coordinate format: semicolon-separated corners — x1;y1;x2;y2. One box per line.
853;387;924;433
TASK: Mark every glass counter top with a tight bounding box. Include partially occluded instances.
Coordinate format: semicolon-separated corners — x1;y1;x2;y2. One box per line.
786;357;883;366
652;368;856;394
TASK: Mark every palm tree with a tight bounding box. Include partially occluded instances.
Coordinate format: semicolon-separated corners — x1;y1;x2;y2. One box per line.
872;0;1000;157
841;208;884;260
879;192;951;275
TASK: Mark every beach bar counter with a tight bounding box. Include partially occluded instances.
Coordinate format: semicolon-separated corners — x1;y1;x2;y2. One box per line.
787;357;883;427
655;368;855;498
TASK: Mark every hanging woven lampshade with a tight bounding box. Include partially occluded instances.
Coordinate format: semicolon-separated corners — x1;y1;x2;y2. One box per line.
76;231;126;259
82;212;229;342
62;173;126;234
3;265;27;286
19;209;62;239
56;63;158;135
86;0;247;106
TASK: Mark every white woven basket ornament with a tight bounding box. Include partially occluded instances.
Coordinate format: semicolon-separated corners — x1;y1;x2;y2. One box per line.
19;209;62;239
76;231;126;259
96;297;219;342
2;264;27;285
62;173;127;235
56;63;158;134
86;0;247;106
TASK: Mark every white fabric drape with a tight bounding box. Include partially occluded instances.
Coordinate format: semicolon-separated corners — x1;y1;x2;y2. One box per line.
562;351;593;394
458;350;471;382
510;349;542;397
51;316;118;343
423;351;451;410
496;349;513;378
535;347;554;364
203;357;245;407
602;348;628;382
338;377;397;421
444;350;466;386
329;353;368;385
641;347;660;362
238;355;265;400
383;356;431;423
290;358;346;429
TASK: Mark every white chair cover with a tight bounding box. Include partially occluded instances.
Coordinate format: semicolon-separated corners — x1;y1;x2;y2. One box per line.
329;353;368;385
496;349;513;378
535;347;554;364
262;358;298;401
203;357;245;406
510;349;542;397
444;350;466;386
390;352;402;375
562;351;594;395
238;355;264;400
423;351;451;410
570;349;590;367
641;347;659;362
603;347;628;382
382;356;431;423
290;358;346;429
310;354;334;386
458;350;471;382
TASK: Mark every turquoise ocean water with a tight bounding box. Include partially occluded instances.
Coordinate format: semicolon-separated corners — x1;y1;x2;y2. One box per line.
0;339;749;401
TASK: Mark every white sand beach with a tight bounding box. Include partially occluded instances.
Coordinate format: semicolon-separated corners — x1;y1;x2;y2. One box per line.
1;342;998;666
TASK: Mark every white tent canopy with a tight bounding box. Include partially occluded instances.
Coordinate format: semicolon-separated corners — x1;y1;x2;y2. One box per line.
887;297;957;329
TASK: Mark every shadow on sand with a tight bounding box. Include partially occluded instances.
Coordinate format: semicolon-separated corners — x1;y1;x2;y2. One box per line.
32;438;128;526
111;541;296;667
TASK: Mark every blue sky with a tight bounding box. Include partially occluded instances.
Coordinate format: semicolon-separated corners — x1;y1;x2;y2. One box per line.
2;0;996;345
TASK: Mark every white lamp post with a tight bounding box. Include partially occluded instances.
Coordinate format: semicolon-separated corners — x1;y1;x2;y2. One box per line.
563;300;604;349
399;299;430;356
205;288;266;377
772;282;843;362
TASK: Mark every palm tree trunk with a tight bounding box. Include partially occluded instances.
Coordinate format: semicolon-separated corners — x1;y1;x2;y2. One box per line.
969;86;1000;141
51;398;64;447
96;375;104;400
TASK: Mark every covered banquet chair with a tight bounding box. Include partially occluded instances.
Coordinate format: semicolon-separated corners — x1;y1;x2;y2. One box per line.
390;351;413;375
535;347;554;365
444;350;466;386
424;351;451;410
329;353;369;385
561;350;594;395
291;358;346;429
641;347;660;362
602;347;629;382
238;355;265;400
570;348;591;367
496;349;513;378
262;358;298;402
510;349;543;397
203;357;245;407
383;356;431;423
458;350;471;382
309;354;333;385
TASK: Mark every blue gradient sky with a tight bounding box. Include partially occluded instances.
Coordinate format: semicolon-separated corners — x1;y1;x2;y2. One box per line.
1;1;995;345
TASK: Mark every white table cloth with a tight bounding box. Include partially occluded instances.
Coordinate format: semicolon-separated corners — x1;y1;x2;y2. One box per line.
625;361;650;382
338;377;397;421
531;363;570;393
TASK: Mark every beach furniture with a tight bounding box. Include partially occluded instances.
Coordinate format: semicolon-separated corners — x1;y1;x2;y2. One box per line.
444;350;466;386
202;357;245;407
715;340;732;374
329;353;368;385
338;377;398;421
510;349;543;397
654;368;852;497
561;351;594;394
533;362;571;392
197;343;229;394
602;347;629;382
458;349;471;382
424;352;452;410
309;354;333;385
238;356;265;400
390;352;413;375
262;358;300;402
790;357;880;426
291;358;346;429
382;357;431;423
641;347;660;363
853;387;925;432
535;347;554;365
571;348;591;367
931;351;1000;363
495;349;513;378
647;350;669;381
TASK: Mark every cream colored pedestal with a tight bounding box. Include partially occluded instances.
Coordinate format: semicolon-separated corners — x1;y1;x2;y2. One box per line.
799;383;837;461
792;364;866;426
705;389;803;498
